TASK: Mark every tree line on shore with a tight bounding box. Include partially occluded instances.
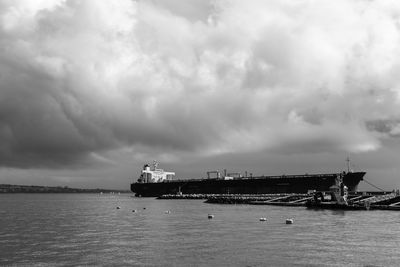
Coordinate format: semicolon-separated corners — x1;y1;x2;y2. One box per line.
0;184;129;193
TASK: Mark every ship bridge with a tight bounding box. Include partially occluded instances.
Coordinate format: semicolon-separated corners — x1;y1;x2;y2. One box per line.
138;162;175;183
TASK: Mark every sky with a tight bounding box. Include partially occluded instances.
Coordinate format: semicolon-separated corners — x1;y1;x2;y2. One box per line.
0;0;400;190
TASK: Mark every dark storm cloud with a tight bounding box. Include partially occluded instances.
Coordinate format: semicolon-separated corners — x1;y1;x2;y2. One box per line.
366;120;400;137
1;0;400;169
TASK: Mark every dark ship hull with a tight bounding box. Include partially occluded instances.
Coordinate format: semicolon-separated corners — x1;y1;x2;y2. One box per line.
130;172;366;197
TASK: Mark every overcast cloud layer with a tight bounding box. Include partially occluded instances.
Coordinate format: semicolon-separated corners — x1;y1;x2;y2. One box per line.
1;0;400;170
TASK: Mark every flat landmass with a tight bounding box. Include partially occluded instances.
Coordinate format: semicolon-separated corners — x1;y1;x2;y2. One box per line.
0;184;130;193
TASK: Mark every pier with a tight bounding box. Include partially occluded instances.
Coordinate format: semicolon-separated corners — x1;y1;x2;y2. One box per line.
158;191;400;211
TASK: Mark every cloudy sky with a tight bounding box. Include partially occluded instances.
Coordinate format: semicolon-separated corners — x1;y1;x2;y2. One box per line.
1;0;400;190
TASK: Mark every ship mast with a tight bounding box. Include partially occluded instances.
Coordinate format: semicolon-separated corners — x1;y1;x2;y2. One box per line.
153;160;159;171
346;156;351;173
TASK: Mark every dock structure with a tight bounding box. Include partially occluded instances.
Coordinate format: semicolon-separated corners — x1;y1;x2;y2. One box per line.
158;194;210;200
203;194;311;204
352;193;398;205
389;201;400;207
247;194;313;206
158;191;400;211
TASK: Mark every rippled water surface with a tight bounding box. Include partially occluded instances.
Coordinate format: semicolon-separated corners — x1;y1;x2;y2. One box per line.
1;194;399;266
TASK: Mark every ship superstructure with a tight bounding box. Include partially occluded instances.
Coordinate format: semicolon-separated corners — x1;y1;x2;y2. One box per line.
137;161;175;183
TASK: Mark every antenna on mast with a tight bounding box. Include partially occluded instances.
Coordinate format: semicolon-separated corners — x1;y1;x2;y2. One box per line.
346;156;351;173
153;160;159;170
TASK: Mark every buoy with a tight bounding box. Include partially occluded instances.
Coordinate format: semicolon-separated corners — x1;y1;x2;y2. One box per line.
259;218;267;222
132;209;137;213
285;218;294;224
116;206;121;209
208;214;214;219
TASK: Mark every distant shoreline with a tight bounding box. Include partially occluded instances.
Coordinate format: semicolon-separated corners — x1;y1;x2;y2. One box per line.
0;184;130;194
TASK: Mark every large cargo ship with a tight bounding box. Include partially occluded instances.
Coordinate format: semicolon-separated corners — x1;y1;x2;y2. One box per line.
130;161;366;197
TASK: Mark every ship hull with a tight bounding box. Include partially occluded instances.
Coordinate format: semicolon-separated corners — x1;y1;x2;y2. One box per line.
131;172;366;197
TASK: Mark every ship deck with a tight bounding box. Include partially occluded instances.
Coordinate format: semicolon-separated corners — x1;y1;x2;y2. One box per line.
154;173;341;183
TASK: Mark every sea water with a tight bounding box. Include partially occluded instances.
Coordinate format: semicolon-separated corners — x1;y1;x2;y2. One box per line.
0;194;399;266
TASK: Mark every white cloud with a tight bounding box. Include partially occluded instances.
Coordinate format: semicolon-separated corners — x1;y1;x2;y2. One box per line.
1;0;400;168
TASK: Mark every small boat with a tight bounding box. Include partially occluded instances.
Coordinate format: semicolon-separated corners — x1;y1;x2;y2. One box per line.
306;180;370;210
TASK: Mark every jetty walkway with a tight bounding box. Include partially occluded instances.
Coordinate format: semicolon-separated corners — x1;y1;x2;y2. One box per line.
158;191;400;210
